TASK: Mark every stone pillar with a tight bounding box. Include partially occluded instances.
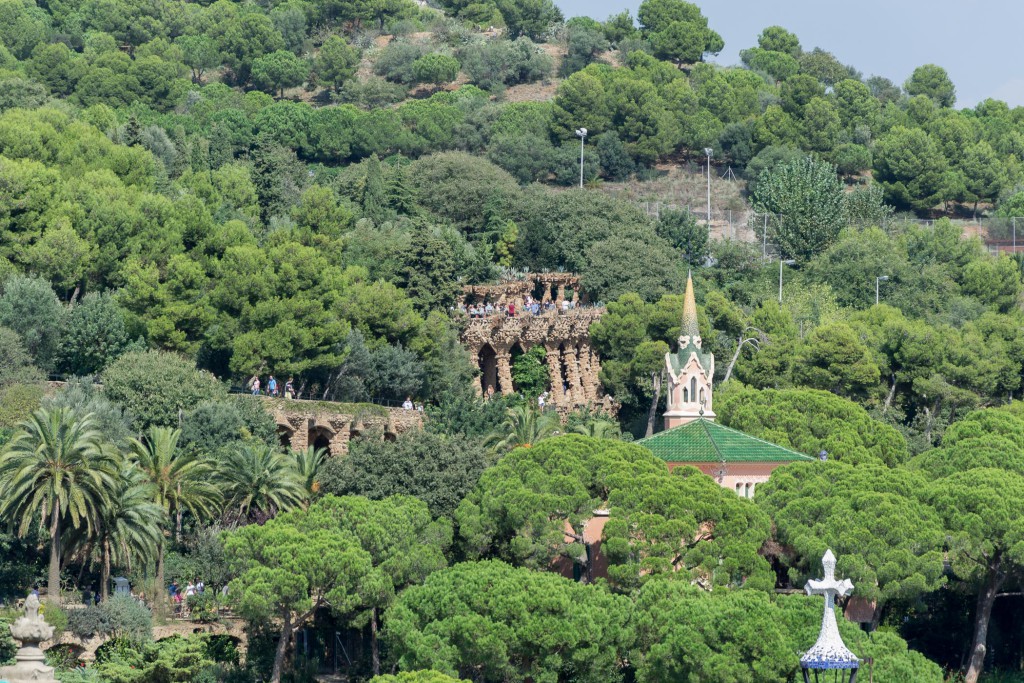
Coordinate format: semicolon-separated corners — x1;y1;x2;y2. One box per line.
471;348;483;397
541;282;553;304
556;284;566;304
563;346;583;405
580;344;599;403
545;345;564;401
328;420;350;456
289;418;309;451
495;348;514;396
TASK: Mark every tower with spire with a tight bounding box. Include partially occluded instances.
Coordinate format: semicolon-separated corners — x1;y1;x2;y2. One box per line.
663;272;715;428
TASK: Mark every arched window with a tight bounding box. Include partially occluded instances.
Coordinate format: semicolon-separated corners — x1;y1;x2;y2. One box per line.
699;388;705;404
690;377;696;403
735;483;742;494
745;483;753;498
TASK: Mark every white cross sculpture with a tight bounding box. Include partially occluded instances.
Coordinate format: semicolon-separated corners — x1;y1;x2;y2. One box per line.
800;549;859;670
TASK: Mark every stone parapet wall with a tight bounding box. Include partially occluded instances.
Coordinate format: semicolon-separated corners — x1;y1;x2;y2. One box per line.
461;273;584;306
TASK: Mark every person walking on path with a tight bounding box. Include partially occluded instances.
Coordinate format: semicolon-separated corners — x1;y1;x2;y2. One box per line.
284;377;294;399
268;375;278;397
250;377;261;395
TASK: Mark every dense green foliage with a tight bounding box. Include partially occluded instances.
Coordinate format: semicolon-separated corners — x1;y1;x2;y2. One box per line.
0;0;1023;680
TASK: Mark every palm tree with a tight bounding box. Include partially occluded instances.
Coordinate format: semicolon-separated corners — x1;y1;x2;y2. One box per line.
290;446;327;497
130;427;220;600
218;444;307;525
485;404;560;452
0;408;119;604
96;467;165;601
570;419;622;439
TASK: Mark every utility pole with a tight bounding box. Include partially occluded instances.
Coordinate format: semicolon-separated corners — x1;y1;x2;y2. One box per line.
762;214;768;260
575;128;588;189
704;148;713;224
779;259;795;303
875;275;889;305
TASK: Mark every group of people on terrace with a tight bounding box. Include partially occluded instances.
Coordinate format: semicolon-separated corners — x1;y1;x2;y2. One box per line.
460;295;578;319
247;374;296;398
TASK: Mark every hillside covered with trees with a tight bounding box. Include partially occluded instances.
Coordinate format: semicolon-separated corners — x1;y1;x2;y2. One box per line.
2;0;1024;681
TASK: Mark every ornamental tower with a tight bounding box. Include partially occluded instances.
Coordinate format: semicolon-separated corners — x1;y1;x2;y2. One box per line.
663;272;715;428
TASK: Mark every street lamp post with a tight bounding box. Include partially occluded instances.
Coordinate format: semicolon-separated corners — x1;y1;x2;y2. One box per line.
575;128;588;189
704;147;713;224
779;259;796;303
875;275;890;305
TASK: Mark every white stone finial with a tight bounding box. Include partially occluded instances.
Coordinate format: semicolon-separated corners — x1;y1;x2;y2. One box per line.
800;549;859;670
0;592;58;682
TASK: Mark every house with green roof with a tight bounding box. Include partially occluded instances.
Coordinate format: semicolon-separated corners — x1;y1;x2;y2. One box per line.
639;273;814;497
638;417;814;497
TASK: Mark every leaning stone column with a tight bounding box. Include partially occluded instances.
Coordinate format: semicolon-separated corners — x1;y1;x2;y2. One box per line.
580;344;599;403
495;349;514;396
545;345;564;402
563;346;583;406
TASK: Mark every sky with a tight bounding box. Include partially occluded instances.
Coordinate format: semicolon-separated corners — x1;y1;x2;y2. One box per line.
556;0;1024;109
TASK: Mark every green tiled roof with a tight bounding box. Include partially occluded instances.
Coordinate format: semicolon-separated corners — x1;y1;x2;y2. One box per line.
638;418;815;464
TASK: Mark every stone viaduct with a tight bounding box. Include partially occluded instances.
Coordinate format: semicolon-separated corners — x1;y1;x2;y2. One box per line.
459;274;614;415
266;399;424;456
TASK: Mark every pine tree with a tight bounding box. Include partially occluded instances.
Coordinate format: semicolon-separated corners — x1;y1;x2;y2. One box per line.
402;225;458;312
123;115;141;146
362;154;387;224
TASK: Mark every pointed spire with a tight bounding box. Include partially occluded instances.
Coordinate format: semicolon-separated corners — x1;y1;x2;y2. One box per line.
681;270;700;342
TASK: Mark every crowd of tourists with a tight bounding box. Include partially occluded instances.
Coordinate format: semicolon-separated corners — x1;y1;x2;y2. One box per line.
459;295;579;319
247;374;296;398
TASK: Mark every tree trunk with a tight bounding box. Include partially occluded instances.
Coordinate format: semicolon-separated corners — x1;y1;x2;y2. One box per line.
724;339;744;384
883;374;897;414
101;538;111;602
156;537;166;605
965;563;1004;683
371;606;381;677
175;486;183;540
48;501;61;605
271;612;293;683
645;371;662;438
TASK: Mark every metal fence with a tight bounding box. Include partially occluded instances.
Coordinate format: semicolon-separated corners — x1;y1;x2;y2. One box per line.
639;201;1024;257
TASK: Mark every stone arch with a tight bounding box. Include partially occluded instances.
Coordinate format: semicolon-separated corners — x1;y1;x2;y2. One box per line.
557;342;571;398
276;424;295;449
309;425;333;452
478;344;498;395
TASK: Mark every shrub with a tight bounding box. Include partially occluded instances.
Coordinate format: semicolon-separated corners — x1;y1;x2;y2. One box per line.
459;37;552;90
0;383;45;429
374;40;430;85
67;595;152;643
44;603;68;641
102;350;226;430
411;53;460;86
0;615;16;665
186;592;218;623
334;76;408;109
